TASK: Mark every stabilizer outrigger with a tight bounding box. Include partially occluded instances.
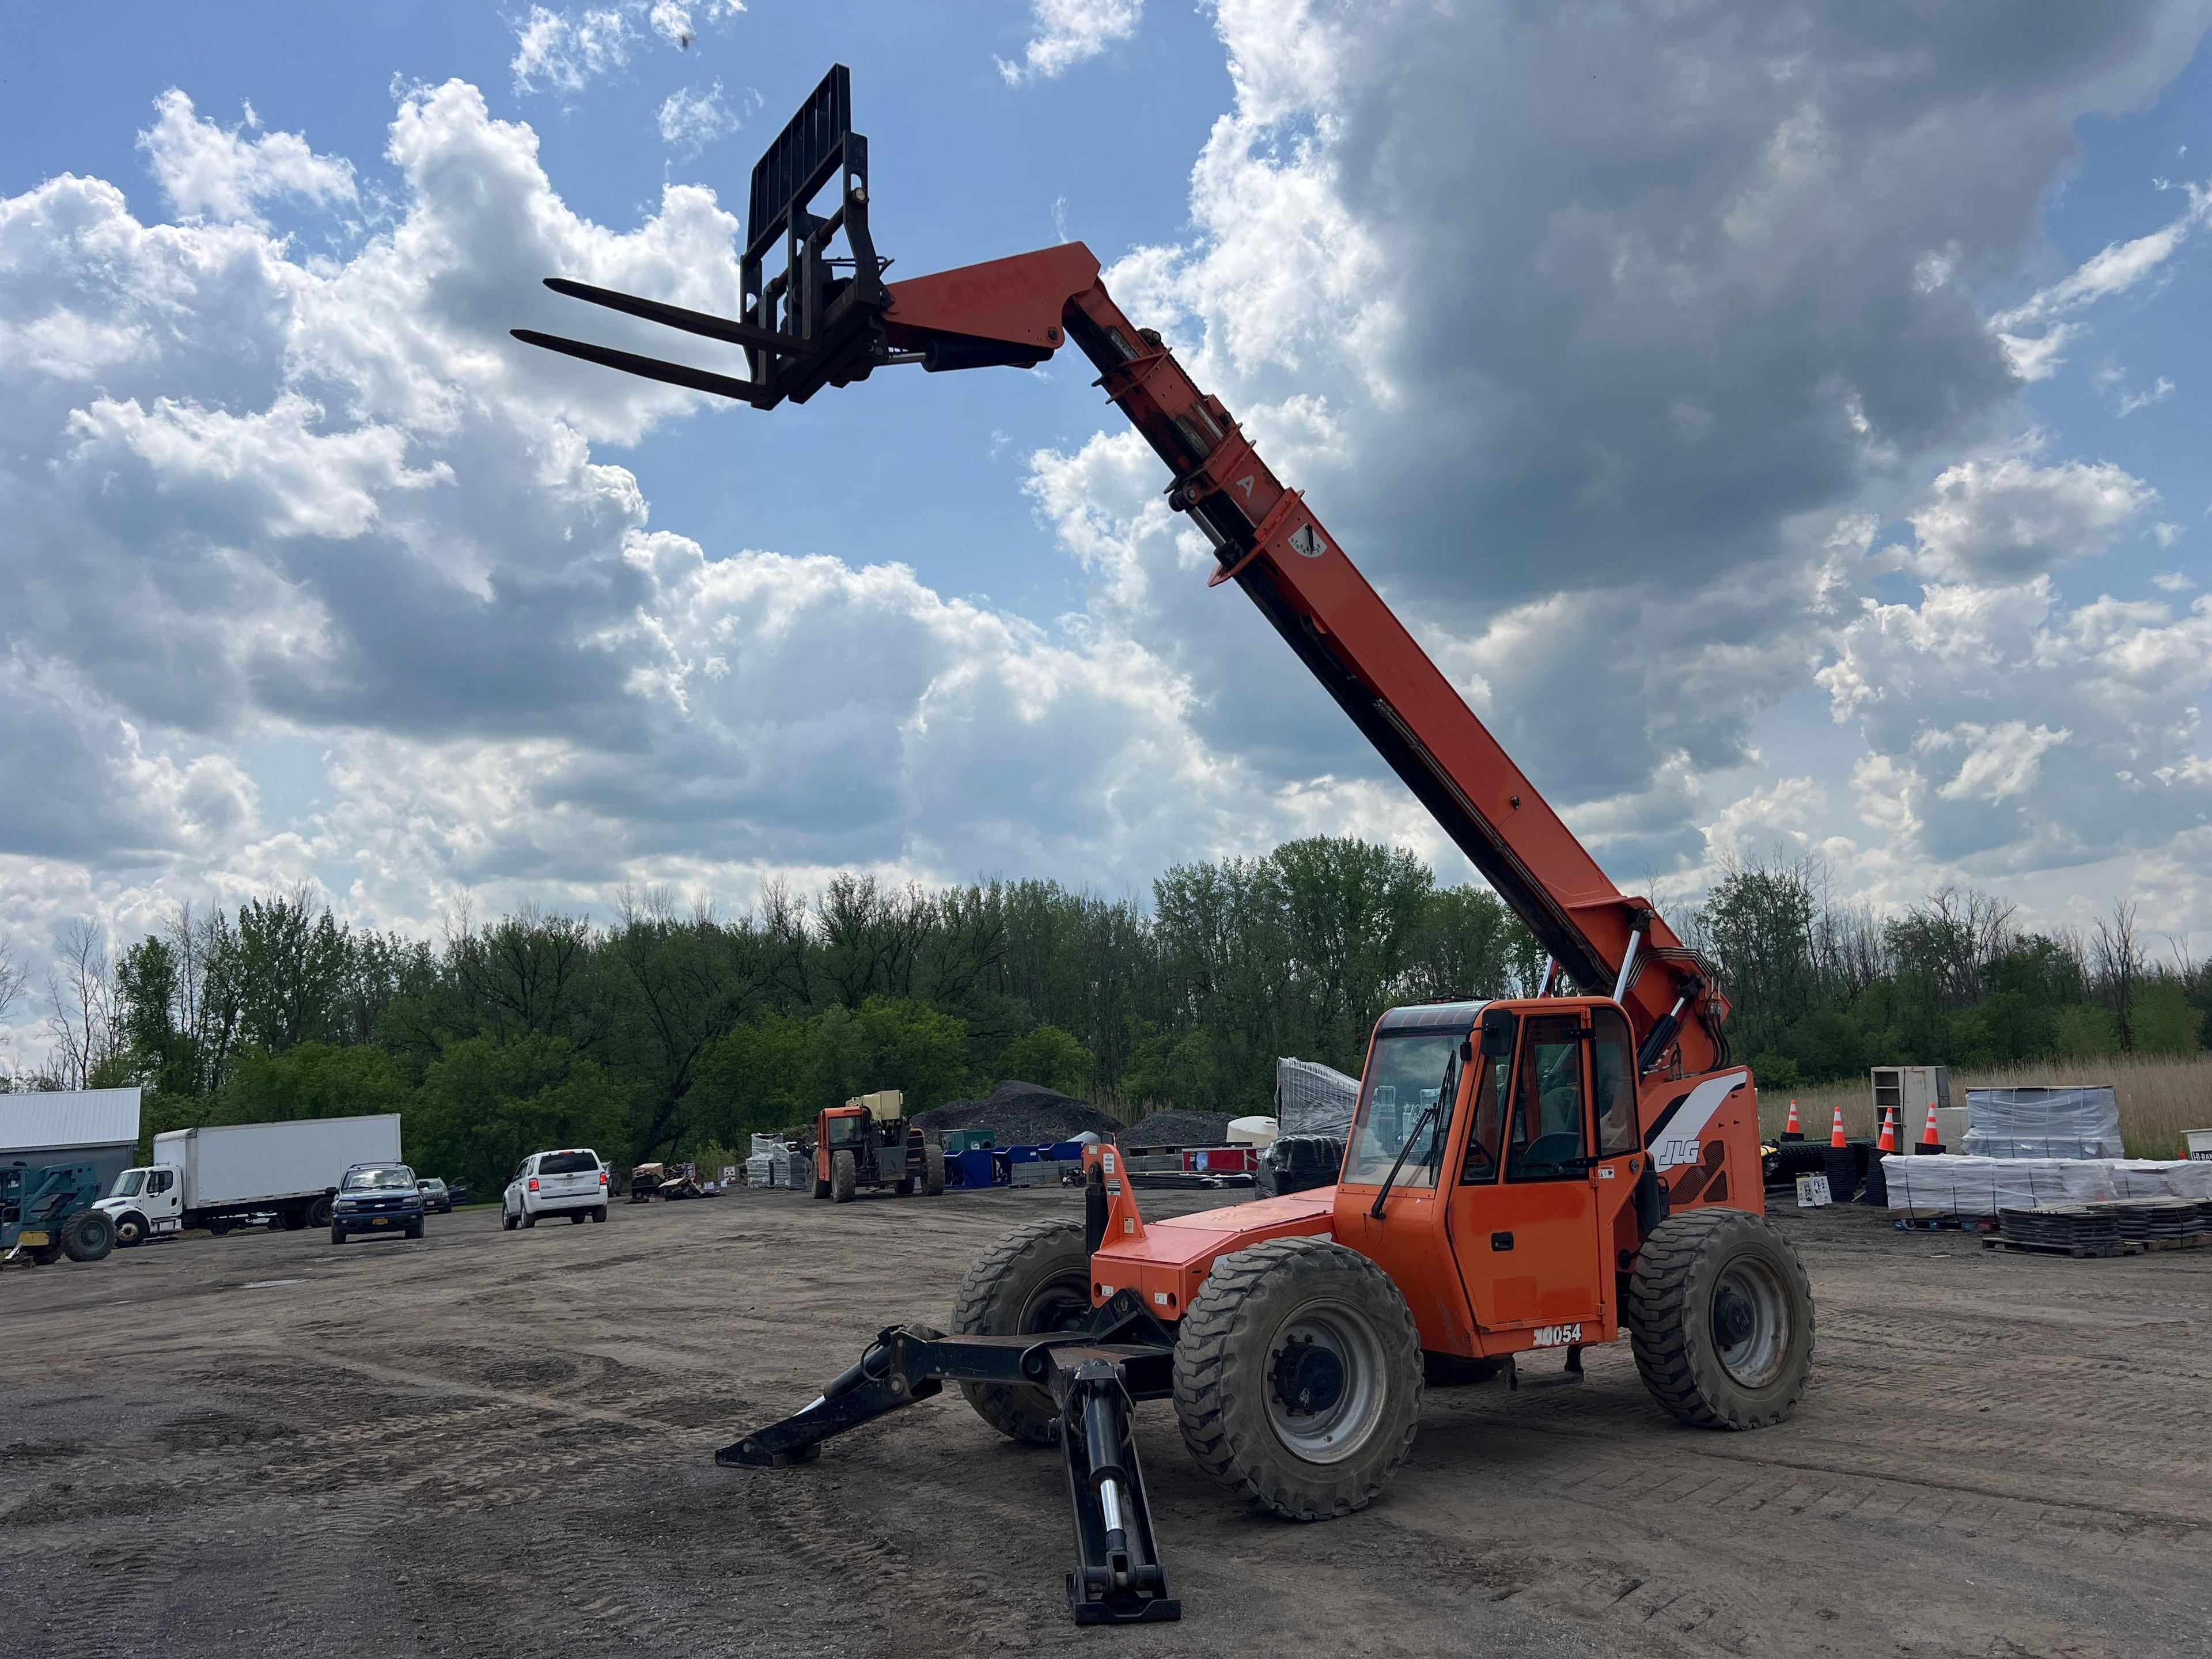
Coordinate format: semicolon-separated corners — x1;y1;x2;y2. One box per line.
715;1246;1182;1624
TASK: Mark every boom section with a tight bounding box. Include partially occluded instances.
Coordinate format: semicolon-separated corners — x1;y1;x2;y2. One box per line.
1043;272;1722;1074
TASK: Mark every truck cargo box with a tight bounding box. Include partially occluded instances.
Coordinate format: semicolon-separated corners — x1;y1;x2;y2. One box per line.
157;1115;403;1209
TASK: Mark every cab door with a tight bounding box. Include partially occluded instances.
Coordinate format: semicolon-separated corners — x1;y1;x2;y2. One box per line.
144;1166;183;1233
1449;1009;1605;1336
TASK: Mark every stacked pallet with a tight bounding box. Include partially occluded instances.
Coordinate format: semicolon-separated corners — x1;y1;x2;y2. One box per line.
1997;1204;2126;1255
2097;1195;2203;1243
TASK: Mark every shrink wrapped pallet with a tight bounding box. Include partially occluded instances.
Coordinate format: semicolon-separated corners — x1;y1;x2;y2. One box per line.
745;1153;777;1188
1962;1086;2122;1159
1276;1058;1360;1137
1884;1154;2116;1215
749;1133;785;1157
785;1150;812;1190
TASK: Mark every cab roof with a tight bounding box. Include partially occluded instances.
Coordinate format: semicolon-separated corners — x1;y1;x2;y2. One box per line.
1373;999;1488;1035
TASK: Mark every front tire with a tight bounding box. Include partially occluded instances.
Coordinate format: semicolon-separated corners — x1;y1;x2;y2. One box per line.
1172;1237;1422;1520
62;1209;116;1263
831;1150;857;1204
502;1207;518;1232
951;1219;1094;1445
307;1195;335;1229
112;1212;149;1248
1627;1209;1814;1430
331;1227;347;1245
406;1219;424;1240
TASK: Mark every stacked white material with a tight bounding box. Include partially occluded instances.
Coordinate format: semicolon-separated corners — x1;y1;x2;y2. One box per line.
1277;1059;1359;1137
1886;1154;2212;1213
749;1134;785;1157
1962;1086;2122;1159
745;1154;777;1188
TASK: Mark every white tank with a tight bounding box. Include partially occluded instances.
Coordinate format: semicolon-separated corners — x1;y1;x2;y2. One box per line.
1227;1115;1278;1146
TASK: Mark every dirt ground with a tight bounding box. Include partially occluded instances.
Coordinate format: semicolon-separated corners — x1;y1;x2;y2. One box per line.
5;1183;2210;1659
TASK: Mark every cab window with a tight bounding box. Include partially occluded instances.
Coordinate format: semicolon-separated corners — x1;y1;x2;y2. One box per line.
147;1169;175;1196
1343;1033;1461;1189
1506;1015;1587;1181
1459;1047;1509;1184
1592;1007;1639;1158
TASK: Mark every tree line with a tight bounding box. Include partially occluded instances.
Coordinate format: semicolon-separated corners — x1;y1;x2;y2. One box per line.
3;844;2203;1198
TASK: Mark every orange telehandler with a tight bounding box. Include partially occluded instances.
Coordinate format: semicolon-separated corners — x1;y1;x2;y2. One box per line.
517;66;1812;1627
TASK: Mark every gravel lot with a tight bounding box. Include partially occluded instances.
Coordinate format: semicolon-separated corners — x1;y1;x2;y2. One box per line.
5;1186;2210;1658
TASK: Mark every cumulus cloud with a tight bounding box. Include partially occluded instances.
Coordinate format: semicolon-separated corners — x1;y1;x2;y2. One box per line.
1066;0;2208;890
999;0;1144;84
136;90;357;226
1907;448;2157;581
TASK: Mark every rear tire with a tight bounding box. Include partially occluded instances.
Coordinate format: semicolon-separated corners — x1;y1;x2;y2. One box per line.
893;1177;914;1196
592;1206;607;1223
206;1217;235;1237
570;1211;585;1224
951;1219;1094;1445
62;1210;116;1263
522;1208;537;1229
276;1207;306;1232
831;1150;857;1204
307;1195;335;1229
812;1177;831;1200
27;1242;62;1266
1627;1209;1814;1430
922;1143;946;1196
1172;1237;1422;1520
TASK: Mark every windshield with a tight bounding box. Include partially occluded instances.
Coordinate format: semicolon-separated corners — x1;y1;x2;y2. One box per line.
342;1166;416;1191
1343;1033;1461;1188
111;1169;147;1198
539;1151;599;1175
828;1115;868;1147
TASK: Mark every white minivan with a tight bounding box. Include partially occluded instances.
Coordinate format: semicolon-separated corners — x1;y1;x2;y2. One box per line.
502;1148;609;1229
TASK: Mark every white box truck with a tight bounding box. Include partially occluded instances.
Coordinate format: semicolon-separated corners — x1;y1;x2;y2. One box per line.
95;1114;402;1244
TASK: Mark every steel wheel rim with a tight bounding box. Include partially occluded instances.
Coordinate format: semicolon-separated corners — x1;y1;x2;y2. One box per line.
1019;1272;1093;1336
1711;1257;1789;1388
1264;1300;1387;1465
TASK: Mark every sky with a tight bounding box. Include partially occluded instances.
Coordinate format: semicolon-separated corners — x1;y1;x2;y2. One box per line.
2;1;2210;1063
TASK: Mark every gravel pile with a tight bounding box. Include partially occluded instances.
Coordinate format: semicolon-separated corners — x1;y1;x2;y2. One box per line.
914;1080;1121;1147
1123;1109;1234;1148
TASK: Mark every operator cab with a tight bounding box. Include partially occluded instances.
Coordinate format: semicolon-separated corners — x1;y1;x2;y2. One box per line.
1334;997;1654;1359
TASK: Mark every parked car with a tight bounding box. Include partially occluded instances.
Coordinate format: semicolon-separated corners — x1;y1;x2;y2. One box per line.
503;1148;609;1229
331;1162;426;1244
444;1179;469;1207
415;1177;453;1214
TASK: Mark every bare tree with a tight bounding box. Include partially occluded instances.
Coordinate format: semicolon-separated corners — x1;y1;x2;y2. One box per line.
44;918;121;1090
0;929;26;1085
2092;899;2143;1051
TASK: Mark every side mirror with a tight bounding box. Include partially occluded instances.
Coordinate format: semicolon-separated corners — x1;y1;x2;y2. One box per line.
1479;1007;1516;1060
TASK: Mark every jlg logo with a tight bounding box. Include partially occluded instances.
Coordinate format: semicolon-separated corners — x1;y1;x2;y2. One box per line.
1532;1323;1582;1348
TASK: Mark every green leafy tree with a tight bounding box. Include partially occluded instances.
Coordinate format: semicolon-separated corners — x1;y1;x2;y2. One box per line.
412;1033;631;1194
997;1023;1091;1097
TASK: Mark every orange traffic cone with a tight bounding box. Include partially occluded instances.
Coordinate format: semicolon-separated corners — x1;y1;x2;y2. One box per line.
1829;1105;1847;1148
1783;1098;1802;1138
1876;1107;1897;1154
1921;1101;1941;1150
